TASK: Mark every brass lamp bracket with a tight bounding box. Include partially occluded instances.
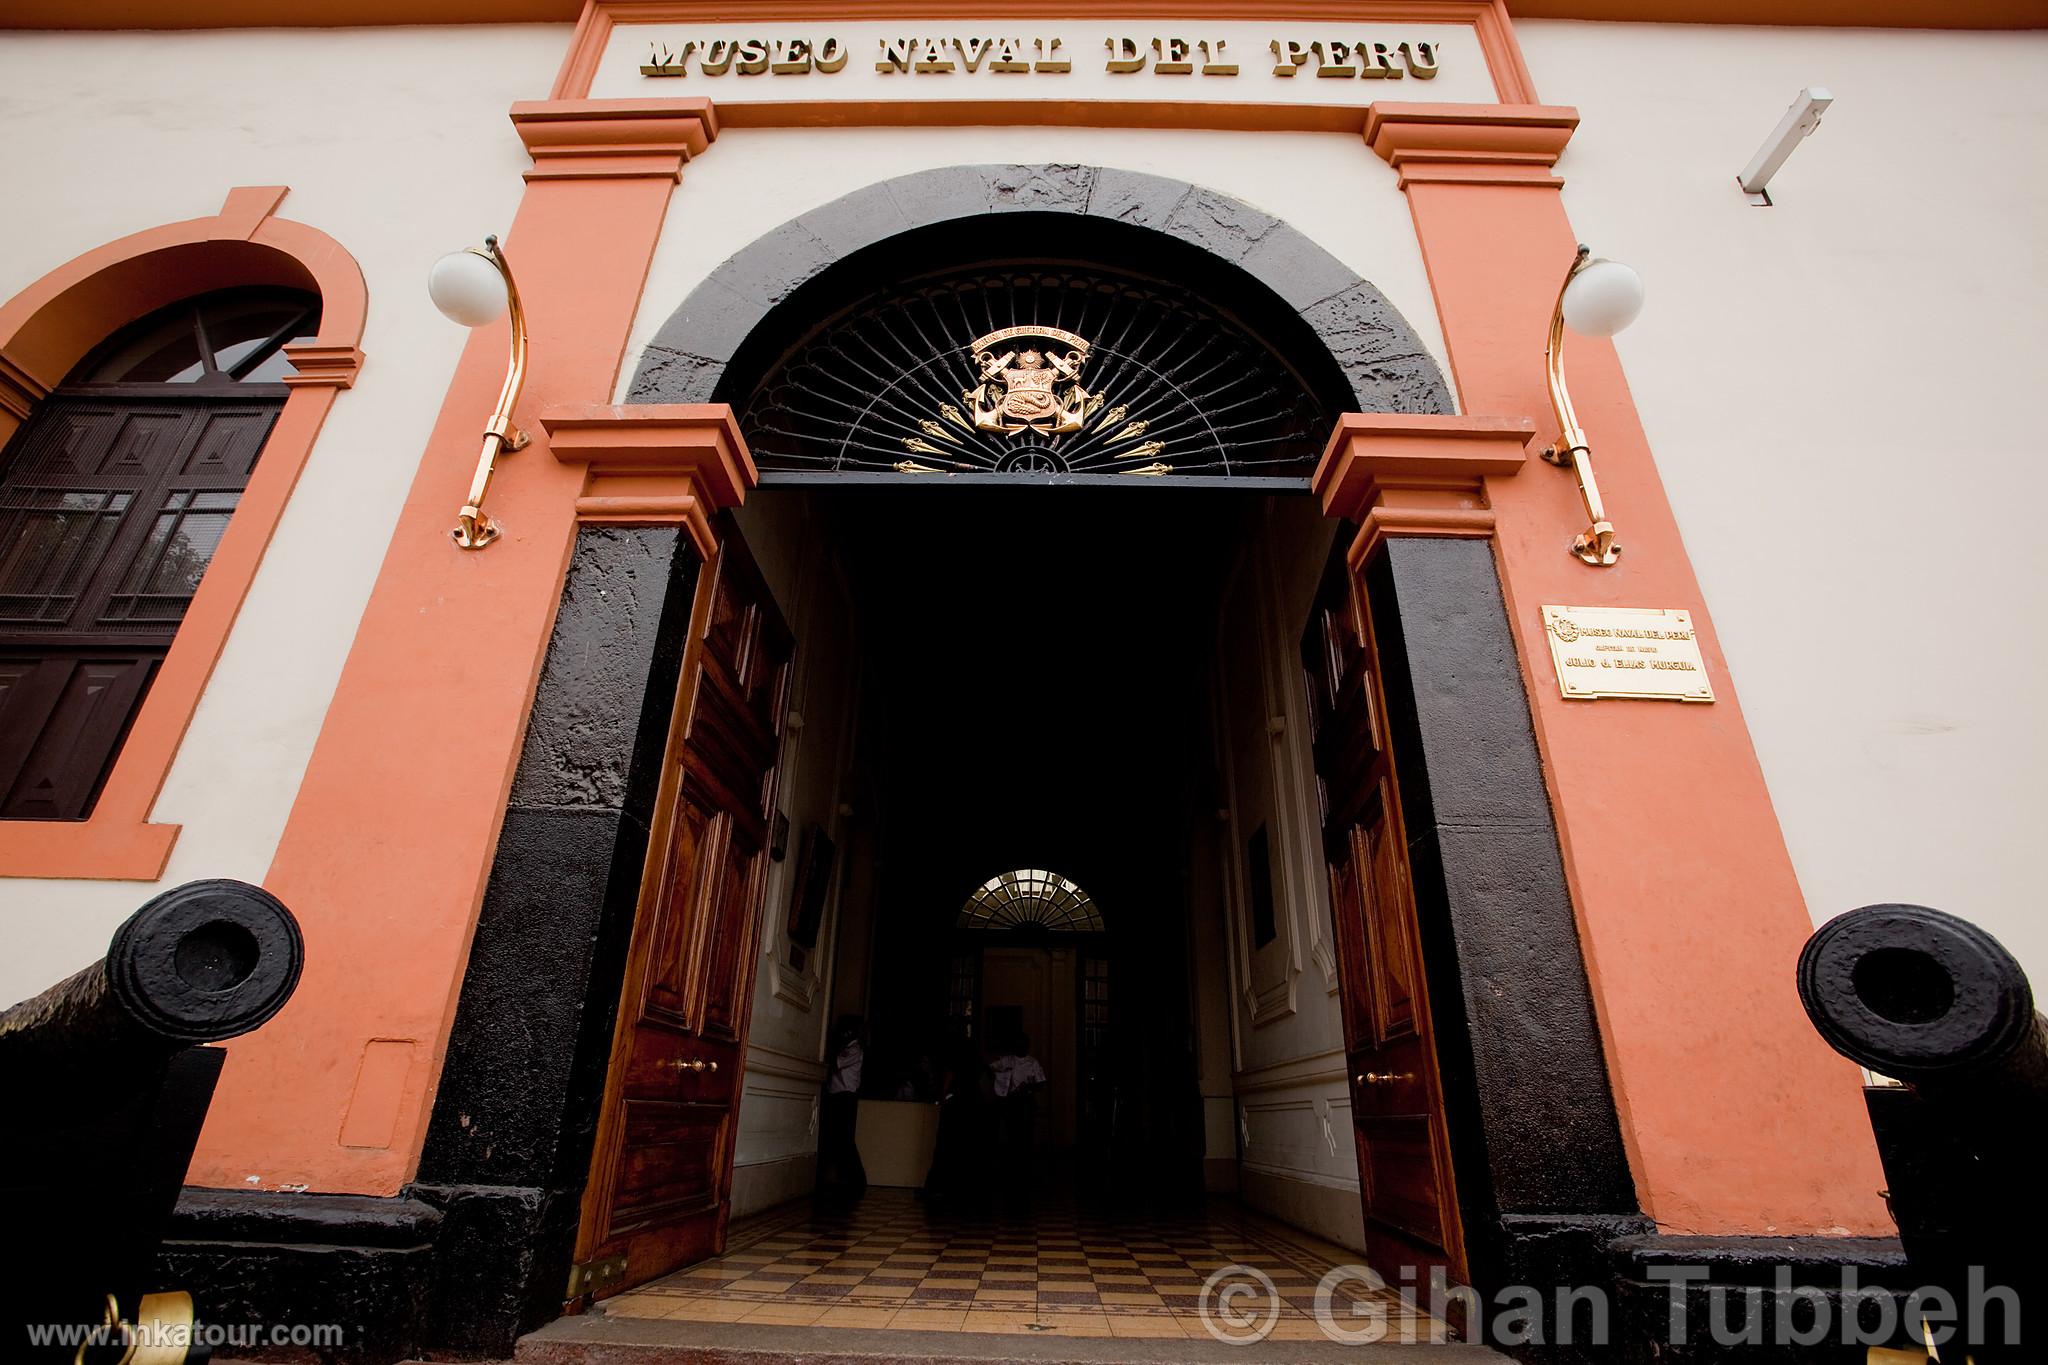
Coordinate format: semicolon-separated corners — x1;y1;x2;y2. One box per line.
451;236;529;550
1543;246;1621;567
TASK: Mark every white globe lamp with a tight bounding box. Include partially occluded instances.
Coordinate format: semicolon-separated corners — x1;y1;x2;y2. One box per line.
429;247;510;328
1560;258;1645;339
428;234;529;550
1542;245;1645;567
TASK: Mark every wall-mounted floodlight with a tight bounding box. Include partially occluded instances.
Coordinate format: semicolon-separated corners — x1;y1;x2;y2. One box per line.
1541;246;1645;567
429;235;528;549
1739;88;1833;206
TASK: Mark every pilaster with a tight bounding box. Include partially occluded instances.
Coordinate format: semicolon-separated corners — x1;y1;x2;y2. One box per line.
190;98;724;1198
1354;99;1893;1239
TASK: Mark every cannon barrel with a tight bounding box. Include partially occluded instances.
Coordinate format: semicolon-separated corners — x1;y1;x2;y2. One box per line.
1797;903;2041;1361
1797;902;2047;1099
1;881;302;1363
0;878;302;1069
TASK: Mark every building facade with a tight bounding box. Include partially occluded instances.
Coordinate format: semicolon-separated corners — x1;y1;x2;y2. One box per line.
2;2;2043;1360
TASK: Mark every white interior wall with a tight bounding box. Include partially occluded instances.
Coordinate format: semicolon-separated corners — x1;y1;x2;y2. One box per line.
726;492;863;1217
1518;21;2048;986
618;124;1450;409
1208;497;1362;1251
0;25;570;1007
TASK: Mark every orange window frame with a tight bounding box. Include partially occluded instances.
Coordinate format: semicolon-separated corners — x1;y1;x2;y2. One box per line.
0;187;366;879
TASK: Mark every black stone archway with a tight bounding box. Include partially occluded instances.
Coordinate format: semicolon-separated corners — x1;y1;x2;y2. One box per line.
626;163;1452;420
411;164;1641;1360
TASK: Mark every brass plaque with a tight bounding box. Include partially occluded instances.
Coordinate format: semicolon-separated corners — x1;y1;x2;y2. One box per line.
1541;605;1713;703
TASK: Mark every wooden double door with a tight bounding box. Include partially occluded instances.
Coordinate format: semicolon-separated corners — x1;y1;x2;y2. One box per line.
572;532;794;1301
1300;555;1468;1285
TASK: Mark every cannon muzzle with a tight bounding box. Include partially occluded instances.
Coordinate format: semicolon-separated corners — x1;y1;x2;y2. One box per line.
0;878;302;1067
1797;903;2041;1361
2;880;303;1363
1797;902;2046;1098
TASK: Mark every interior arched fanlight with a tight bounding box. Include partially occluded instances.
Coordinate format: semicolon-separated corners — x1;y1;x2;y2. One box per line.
958;869;1104;932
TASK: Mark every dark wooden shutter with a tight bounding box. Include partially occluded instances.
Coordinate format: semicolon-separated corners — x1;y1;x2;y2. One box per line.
0;398;281;818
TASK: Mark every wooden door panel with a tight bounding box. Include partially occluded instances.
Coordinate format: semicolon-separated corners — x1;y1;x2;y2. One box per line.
1328;841;1377;1054
608;1101;726;1231
687;668;775;806
574;531;791;1302
0;652;159;819
1354;1117;1447;1248
1363;813;1419;1044
1301;549;1466;1284
693;817;766;1044
639;793;714;1031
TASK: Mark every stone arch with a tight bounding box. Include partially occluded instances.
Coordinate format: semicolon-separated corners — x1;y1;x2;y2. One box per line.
627;164;1450;418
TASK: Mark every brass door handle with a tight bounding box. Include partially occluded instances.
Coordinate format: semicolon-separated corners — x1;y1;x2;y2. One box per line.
666;1058;719;1073
1359;1071;1415;1085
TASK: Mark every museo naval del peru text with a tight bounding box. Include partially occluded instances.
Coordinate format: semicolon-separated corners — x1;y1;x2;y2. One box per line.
641;36;1444;81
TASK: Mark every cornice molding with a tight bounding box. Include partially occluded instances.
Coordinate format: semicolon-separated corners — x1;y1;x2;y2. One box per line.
1365;102;1578;188
8;1;2030;36
510;98;719;182
0;351;49;422
282;342;366;389
542;401;757;559
1313;412;1534;564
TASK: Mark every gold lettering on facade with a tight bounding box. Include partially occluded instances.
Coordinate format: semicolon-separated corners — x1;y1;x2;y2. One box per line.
644;34;1440;79
1541;606;1714;703
1105;37;1146;74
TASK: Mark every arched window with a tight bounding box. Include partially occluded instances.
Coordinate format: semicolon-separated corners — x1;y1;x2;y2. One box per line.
958;868;1104;932
0;287;318;820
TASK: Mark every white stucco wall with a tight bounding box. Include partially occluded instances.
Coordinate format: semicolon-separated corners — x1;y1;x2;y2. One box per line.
726;492;864;1217
1208;498;1364;1251
0;25;570;1005
617;124;1451;409
1518;22;2048;986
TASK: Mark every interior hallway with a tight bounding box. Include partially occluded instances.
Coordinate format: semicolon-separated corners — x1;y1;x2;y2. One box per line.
593;1189;1448;1344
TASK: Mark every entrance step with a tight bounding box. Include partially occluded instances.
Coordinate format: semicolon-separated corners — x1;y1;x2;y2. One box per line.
511;1314;1515;1364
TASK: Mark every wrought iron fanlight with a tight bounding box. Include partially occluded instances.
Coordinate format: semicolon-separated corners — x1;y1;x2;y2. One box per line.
738;266;1328;479
958;869;1104;932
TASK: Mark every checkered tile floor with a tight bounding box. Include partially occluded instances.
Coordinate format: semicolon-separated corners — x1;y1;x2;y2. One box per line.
601;1188;1448;1342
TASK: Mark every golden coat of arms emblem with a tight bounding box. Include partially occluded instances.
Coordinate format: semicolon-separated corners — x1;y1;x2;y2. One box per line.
964;325;1092;435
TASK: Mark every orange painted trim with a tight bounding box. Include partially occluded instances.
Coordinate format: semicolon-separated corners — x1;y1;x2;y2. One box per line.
511;96;718;180
551;1;1540;105
1364;106;1894;1237
721;99;1377;133
544;402;758;559
1311;412;1534;567
4;0;2039;33
1365;101;1576;186
186;101;714;1196
0;187;367;881
1508;0;2044;29
1313;412;1535;518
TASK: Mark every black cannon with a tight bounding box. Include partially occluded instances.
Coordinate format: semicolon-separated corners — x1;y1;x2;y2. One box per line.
0;879;303;1364
1798;903;2043;1362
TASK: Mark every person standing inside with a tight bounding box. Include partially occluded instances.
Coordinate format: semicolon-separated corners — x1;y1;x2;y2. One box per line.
819;1015;867;1200
922;1028;994;1211
991;1031;1046;1209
